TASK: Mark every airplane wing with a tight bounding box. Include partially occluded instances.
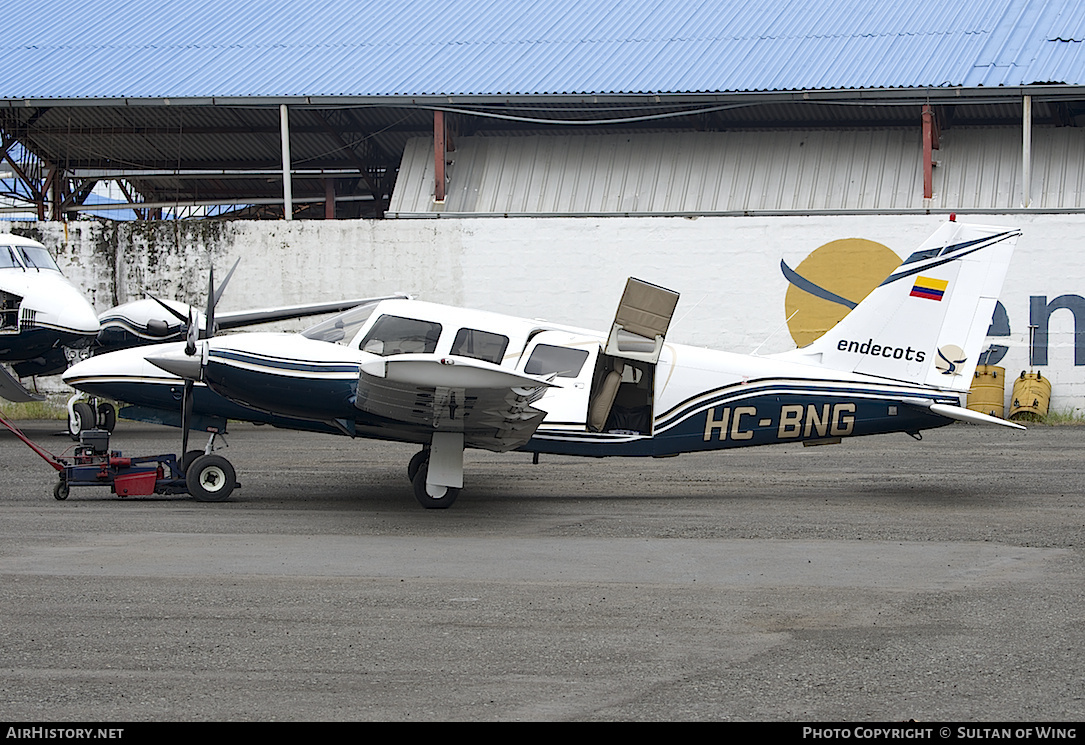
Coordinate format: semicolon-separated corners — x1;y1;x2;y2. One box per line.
0;364;45;403
217;296;409;330
356;354;556;452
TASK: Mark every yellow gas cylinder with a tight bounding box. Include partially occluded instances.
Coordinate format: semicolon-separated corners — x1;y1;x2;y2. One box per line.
967;365;1005;418
1009;370;1051;421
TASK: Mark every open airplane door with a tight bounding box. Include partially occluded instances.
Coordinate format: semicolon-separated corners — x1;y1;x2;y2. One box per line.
604;278;680;364
589;278;679;433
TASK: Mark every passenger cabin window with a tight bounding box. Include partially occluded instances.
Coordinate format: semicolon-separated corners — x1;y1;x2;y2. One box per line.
451;328;509;364
359;314;442;356
524;344;590;378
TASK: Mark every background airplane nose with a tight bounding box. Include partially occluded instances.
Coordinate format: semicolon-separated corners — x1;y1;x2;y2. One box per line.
54;285;101;336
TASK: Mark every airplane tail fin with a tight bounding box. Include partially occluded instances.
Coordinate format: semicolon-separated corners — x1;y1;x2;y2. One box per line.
780;218;1019;392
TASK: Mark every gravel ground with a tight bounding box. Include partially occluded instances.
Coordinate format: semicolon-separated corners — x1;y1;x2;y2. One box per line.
0;420;1082;722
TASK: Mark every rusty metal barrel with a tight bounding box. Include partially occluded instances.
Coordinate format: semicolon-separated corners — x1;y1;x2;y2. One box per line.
967;365;1005;418
1009;370;1051;421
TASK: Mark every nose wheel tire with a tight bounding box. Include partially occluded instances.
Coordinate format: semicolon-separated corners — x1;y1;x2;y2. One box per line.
68;402;95;440
186;454;237;502
411;462;459;509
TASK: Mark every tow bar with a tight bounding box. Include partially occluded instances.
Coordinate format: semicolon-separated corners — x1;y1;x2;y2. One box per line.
0;413;238;502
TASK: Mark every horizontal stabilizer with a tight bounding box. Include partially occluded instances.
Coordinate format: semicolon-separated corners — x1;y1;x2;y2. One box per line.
904;399;1026;430
928;402;1026;430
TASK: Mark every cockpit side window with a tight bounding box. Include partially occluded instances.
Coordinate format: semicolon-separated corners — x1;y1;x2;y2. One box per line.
0;246;18;269
450;328;509;364
358;314;442;356
524;344;590;378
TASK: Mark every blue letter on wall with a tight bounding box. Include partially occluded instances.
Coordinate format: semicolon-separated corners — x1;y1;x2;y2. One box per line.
1030;294;1085;366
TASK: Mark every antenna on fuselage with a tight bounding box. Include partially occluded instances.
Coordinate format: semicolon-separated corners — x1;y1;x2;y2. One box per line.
751;309;799;357
669;292;706;335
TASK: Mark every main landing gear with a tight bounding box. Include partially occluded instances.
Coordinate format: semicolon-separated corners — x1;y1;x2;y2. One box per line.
407;432;464;509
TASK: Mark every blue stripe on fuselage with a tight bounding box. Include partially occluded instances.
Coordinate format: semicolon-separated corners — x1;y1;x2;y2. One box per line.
203;349;359;421
525;389;955;457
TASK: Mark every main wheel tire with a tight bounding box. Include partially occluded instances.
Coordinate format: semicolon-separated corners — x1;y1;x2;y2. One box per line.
407;449;429;482
411;463;460;509
69;402;95;440
97;402;117;432
53;480;69;501
186;454;236;502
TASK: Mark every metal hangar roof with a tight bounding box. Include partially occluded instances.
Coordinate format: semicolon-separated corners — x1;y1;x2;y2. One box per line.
1;0;1084;219
5;0;1085;98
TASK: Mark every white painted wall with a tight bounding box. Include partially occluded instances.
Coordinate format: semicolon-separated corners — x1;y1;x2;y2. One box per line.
11;214;1085;414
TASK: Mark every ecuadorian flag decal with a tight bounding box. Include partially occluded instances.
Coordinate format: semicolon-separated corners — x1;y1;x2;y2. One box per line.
910;276;948;301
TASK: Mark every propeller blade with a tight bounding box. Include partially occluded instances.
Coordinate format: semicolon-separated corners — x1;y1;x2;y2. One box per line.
202;267;215;340
181;378;194;456
212;258;240;308
185;307;198;356
148;296;190;325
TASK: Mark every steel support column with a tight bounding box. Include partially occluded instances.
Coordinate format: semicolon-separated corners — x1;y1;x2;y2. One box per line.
434;110;446;203
324;178;335;219
922;104;940;200
1022;95;1032;208
280;104;293;220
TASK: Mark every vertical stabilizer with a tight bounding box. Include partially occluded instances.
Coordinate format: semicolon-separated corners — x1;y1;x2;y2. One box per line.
781;219;1019;391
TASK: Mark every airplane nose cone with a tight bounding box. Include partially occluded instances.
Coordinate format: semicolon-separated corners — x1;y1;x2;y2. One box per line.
146;347;204;380
25;277;100;338
60;296;102;336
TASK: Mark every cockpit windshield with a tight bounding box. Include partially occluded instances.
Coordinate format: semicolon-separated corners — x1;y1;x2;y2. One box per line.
301;300;382;344
0;246;19;269
16;245;61;272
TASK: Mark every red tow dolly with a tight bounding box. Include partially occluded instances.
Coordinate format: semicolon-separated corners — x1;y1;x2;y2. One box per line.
0;413;238;502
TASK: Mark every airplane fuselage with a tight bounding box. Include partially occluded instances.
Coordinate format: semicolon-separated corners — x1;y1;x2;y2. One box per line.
67;298;960;458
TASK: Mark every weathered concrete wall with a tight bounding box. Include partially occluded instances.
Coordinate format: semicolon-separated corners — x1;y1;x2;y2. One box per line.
7;214;1085;414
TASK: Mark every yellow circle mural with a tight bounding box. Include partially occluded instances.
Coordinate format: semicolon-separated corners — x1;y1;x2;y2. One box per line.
783;238;901;348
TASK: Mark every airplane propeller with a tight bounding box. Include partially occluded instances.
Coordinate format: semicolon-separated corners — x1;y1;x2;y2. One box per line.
142;258;240;350
143;259;238;461
180;261;237;457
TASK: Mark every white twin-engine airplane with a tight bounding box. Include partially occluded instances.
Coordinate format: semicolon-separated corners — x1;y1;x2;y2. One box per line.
0;233;400;438
0;235;100;403
63;218;1023;508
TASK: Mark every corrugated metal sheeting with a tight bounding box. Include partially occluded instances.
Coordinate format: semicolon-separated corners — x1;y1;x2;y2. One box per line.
387;128;1085;215
3;0;1085;100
